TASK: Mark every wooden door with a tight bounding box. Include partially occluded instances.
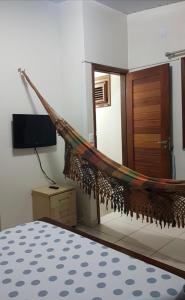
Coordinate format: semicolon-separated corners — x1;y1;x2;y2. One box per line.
126;64;171;178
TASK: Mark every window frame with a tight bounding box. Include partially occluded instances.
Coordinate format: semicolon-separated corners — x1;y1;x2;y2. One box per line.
94;75;111;108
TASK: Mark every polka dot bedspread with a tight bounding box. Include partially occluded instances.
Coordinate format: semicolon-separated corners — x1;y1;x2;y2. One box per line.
0;221;184;299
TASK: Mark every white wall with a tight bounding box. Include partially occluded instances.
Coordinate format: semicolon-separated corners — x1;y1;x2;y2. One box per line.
0;0;90;229
81;1;128;225
0;0;128;229
82;0;128;139
57;0;86;134
0;0;66;229
96;74;122;164
57;0;99;226
83;0;128;69
128;1;185;179
128;1;185;69
56;1;128;226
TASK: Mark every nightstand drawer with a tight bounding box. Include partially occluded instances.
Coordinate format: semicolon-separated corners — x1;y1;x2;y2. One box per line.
32;185;76;226
52;212;76;226
51;203;76;219
50;191;74;208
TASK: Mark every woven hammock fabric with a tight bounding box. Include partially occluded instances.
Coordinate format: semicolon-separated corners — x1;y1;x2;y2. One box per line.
20;70;185;228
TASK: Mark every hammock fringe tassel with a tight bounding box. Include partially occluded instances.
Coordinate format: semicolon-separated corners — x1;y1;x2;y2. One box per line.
19;69;185;228
64;144;185;228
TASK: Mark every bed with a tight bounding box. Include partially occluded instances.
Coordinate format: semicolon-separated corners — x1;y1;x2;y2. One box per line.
0;217;185;300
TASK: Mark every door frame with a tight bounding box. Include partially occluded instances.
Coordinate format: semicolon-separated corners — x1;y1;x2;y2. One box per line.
91;63;128;223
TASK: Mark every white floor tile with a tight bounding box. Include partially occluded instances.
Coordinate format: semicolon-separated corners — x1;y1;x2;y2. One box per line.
94;220;137;239
101;212;149;228
112;213;149;228
116;229;173;255
77;215;185;268
155;237;185;263
94;223;125;239
112;215;147;228
101;212;121;223
144;222;185;238
115;238;154;256
178;231;185;240
76;225;119;243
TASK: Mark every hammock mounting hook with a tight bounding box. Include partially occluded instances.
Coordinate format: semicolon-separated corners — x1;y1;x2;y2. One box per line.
18;68;25;74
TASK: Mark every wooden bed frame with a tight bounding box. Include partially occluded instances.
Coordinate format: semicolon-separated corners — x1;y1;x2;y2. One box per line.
40;217;185;279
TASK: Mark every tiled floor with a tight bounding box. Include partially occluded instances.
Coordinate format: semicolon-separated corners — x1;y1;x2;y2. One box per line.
77;212;185;271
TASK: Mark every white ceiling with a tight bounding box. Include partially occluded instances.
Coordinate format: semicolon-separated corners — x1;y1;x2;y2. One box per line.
95;0;184;14
52;0;184;14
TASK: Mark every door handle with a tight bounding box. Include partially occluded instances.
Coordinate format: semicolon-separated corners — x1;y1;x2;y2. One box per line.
157;137;172;151
157;140;168;145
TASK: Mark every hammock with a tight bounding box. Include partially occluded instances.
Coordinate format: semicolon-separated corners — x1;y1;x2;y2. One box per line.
19;69;185;228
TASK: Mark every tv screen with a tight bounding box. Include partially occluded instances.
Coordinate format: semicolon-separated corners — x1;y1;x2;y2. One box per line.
12;114;57;148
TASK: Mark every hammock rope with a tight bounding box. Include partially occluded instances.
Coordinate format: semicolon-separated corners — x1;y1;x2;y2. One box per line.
19;69;185;228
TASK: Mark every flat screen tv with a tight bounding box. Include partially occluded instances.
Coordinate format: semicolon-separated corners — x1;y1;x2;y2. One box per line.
12;114;57;148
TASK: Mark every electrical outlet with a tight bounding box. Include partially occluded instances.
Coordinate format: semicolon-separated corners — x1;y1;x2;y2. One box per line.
88;133;94;145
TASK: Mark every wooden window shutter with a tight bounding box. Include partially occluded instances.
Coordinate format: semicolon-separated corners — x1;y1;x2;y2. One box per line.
95;75;111;107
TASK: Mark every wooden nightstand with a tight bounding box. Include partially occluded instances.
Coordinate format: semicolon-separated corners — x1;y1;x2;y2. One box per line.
32;186;76;226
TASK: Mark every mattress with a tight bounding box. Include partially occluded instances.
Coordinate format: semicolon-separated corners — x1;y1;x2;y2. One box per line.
0;220;184;300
